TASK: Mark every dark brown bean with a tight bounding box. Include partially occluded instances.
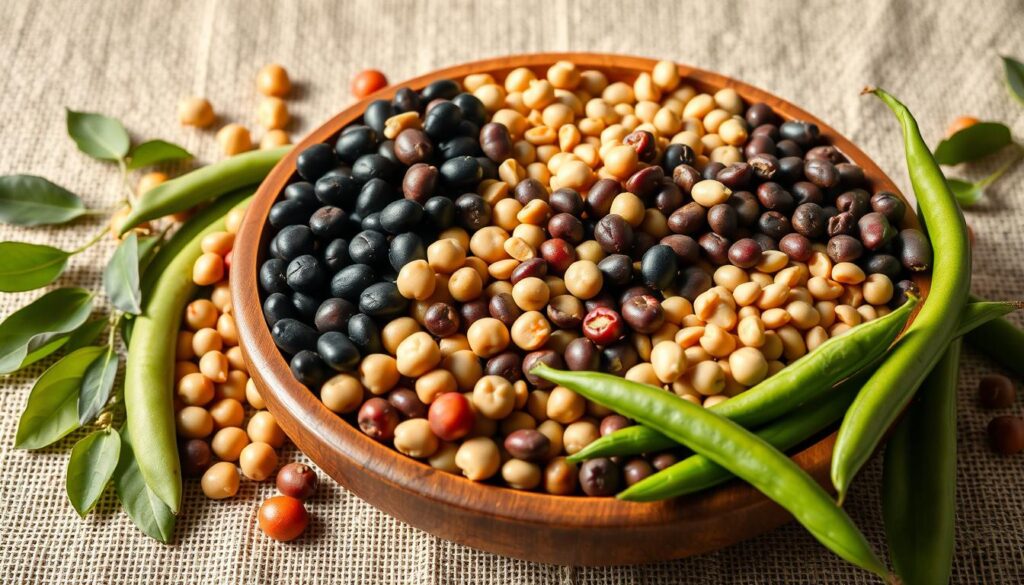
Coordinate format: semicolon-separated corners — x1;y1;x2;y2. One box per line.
600;414;631;437
597;254;633;286
539;239;576;274
727;191;760;227
667;202;707;236
716;163;753;190
827;211;857;237
752;233;778;252
623;130;656;162
747;153;779;181
660;234;700;264
791;202;827;239
979;375;1017;409
836;163;865;186
988;416;1024;455
791;181;823;205
479;122;512;162
826;235;863;263
181;439;212;478
625;165;664;197
548;213;584;244
388;388;428;419
775;139;803;158
402;163;439;203
698;232;731;265
803;159;839;189
485;351;523;381
870;191;907;223
585;178;620;217
865;254;902;280
514;178;548;205
671;164;701;194
745;103;778;127
702;162;725;180
727;238;763;269
549;188;584;215
707;203;738;238
504;429;551;462
547;294;585;329
393;128;434;165
757;211;792;240
677;266;713;300
776;156;805;183
756;182;794;213
460;299;490;329
594;214;634;254
745;136;776;160
751;123;780;140
511;258;548;284
424;302;460;337
578;458;621;496
836;189;871;218
623;458;654;486
805;145;847;164
358;397;400;440
621;294;665;334
857;212;897;251
650;452;679;471
898;229;932;272
779;233;812;262
564;337;600;371
488;293;523;326
601;342;639;377
653;183;685;215
523;350;565;389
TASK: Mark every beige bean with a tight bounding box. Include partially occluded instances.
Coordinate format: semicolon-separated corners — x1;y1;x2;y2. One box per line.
805;326;829;351
835;304;863;326
737;315;766;348
761;307;791;329
832;262;866;285
690;361;725;396
786;301;821;330
729;347;768;386
776;325;807;361
547;386;585;424
699;323;735;358
863;273;894;305
807;276;844;300
757;282;791;310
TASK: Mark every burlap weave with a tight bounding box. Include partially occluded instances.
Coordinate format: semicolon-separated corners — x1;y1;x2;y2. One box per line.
1;0;1022;582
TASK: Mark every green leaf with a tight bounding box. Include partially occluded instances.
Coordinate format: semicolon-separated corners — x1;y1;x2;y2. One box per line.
0;175;86;226
78;347;119;424
0;241;70;292
933;122;1013;165
135;234;163;273
66;427;121;517
1003;55;1024;106
120;315;135;346
66;110;130;161
0;288;93;374
103;233;142;314
65;318;108;352
114;427;175;543
948;178;983;207
19;336;72;370
15;346;105;449
126;140;192;170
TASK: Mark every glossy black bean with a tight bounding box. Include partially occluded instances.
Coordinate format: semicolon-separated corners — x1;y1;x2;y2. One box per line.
870;191;907;223
422;101;463;139
775;156;805;183
271;318;319;355
402;163;439;203
756;182;794;213
348;230;389;267
778;233;813;262
259;258;289;294
836;189;871;218
549;188;584;215
346;313;382;355
314;298;356;333
360;212;383;233
290;350;331;388
330;264;377;301
424;302;460;337
296;143;338;182
335;125;379;163
775;139;803;159
362;99;395;134
263;293;297;327
290;292;321;320
272;225;314;261
597;254;633;287
727;238;763;268
352;154;399;184
391;87;421;114
707;204;738;238
836;163;866;187
826;235;864;263
312;175;358;208
745;103;778;127
283;181;319;206
594;214;635;254
309;206;348;240
661;143;696;174
376;139;400;166
828;211;857;237
633;231;657;259
640;245;677;290
788;181;821;206
358;282;408;318
698;232;731;265
379;199;425;235
564;337;600;371
865;254;902;280
286;255;326;294
857;212;897;251
779;120;820;147
388;232;426;271
792;203;827;239
487;293;522;327
439;156;482;186
757;211;792;239
268;199;313;229
667;202;706;236
716;163;754;190
586;178;620;216
439;135;481;160
485;351;522;382
447;92;485;125
316;331;361;372
454;193;491;231
355;178;397;217
898;229;932;272
421;196;455;232
421;79;461;102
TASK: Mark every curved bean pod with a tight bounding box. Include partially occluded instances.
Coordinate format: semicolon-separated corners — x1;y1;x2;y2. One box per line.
832;89;971;502
124;192;252;513
964;295;1024;377
532;365;893;582
118;146;288;235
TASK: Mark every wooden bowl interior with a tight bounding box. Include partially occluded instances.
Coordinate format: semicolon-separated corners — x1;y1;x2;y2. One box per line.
232;53;928;566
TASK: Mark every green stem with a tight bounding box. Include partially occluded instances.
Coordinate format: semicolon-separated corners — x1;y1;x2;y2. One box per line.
118;158;138;207
69;224;109;255
976;149;1023;189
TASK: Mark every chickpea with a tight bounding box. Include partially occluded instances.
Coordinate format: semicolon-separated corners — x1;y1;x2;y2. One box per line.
380;317;421;355
178;97;216;127
216;123;253;156
211;427;250;462
466;318;510;358
359;354;400;394
444;350;484;392
191;327;222;357
428;442;461;473
690;179;732;207
224;207;246;234
502;459;542;490
510;311;552;351
683;93;715;119
215;370;248;402
703;395;729;408
563;260;603;300
209;398;245;429
471;375;516;420
625;363;662;386
510;277;549;312
246;378;266;410
602;144;638;178
563;421;601;455
239;441;278;481
210;282;232;312
547;386;586;424
216;313;239;346
176;406;214;439
201;462;240;500
439;334;471;357
609;192;645;227
544;457;578;494
260;129;291;149
728;347;769;386
247;411;286;448
394;418;440;458
762;332;784;361
761;307;791;329
257;63;291;97
718;118;748;146
175;360;200;382
415;368;457;404
808;276;844;301
863;273;894;305
397;260;437;301
737;315;767;348
257;96;290;131
177;372;214;406
650;340;688;384
199;350;229;383
193;252;225;285
776;325;808;361
455;437;501;481
320;374;364;413
690;361;725;396
395;332;441;377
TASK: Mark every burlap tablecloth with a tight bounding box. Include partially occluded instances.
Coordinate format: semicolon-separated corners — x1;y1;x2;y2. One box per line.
1;0;1022;582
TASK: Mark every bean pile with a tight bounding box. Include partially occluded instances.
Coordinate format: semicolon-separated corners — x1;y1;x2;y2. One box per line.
257;60;930;495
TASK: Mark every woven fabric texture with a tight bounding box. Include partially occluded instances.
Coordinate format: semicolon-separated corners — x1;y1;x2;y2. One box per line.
1;0;1022;583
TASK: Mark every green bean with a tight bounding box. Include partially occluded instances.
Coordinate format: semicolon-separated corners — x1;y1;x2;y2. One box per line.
832;89;971;502
124;193;252;513
620;381;859;502
570;298;917;462
957;298;1021;338
532;365;893;582
964;295;1024;378
118;146;288;235
882;340;959;585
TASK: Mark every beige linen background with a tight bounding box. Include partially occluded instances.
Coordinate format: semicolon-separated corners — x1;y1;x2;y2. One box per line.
1;0;1023;583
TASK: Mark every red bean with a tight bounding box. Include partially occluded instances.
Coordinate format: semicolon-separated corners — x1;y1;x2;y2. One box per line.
428;392;475;441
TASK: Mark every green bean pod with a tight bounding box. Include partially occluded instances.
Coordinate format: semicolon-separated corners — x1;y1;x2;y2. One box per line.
570;298;916;462
118;146;288;235
956;298;1021;338
831;90;971;502
124;193;252;513
620;381;859;502
964;296;1024;377
532;365;892;582
883;340;960;585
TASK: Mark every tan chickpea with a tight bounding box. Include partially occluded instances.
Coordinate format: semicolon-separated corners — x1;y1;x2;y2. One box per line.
622;363;659;388
247;411;285;448
469;226;511;264
177;372;215;406
211;427;250;462
466;318;511;358
185;299;218;330
606;192;644;227
774;264;808;288
602;144;638;178
776;325;808;361
472;375;517;420
737;305;760;320
683;93;716;119
863;273;894;305
175;360;199;383
394;418;440;459
199;351;229;383
443;267;481;303
443;350;483;392
216;123;253;156
699;323;735;358
756;250;789;273
455;437;501;481
563;421;601;455
394;332;441;378
257;63;291;97
832;262;866;285
718;118;748;146
572;240;602;264
648;340;688;384
359;354;400;395
239;441;278;481
501;459;542;490
544;457;578;494
492;199;522;232
428;442;460;473
414;369;457;405
676;325;705;348
260;129;291;149
506;276;547;311
245;378;266;410
761;307;791;329
510;311;552;351
505;67;537;92
475;84;507;112
215;313;238;346
137;171;167;195
690;361;725;396
201;462;239;500
378;317;419;355
690;179;732;207
176;406;214;439
563;260;603;300
209;398;245;429
215;370;248;402
807;251;833;278
396;260;436;301
728;347;769;386
257;96;289;130
209;283;232;313
749;272;774;287
437;335;470;358
526;390;551;422
193;252;225;285
762;332;784;361
224;207;246;234
423;238;465;273
178;97;216;127
320;374;364;413
857;304;879;322
488;259;520;281
835;304;863;326
547;386;586;424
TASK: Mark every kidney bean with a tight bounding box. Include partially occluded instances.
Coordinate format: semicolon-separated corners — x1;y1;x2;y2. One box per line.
586;178;620;217
583;307;626;345
388;388;428;419
698;232;731;265
514;178;548;205
776;156;805;183
827;235;864;263
548;213;584;244
857;212;897;251
728;238;763;268
402;163;439;203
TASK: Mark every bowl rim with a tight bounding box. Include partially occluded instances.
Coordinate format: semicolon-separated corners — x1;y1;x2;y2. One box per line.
232;52;929;561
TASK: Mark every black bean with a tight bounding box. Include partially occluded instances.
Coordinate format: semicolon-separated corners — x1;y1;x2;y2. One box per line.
779;120;820;147
296;143;338;182
271;318;319;354
314;298;356;333
564;337;600;371
335;125;379;163
454;193;491;231
352;153;400;184
677;266;713;300
263;292;297;327
359;282;409;318
286;255;326;293
791;181;823;206
727;238;763;268
836;163;866;187
388;232;426;270
514;178;548;205
698;232;731;265
316;331;361;372
898;229;932;272
330;263;377;301
391;87;421;114
836;189;871;218
595;214;634;254
745;103;778;127
623;130;656;162
640;245;677;290
865;254;902;280
439;135;481;159
379;199;425;235
423;101;463;139
805;145;847;164
776;156;805;183
549;188;584;215
792;203;827;239
597;254;633;286
716;163;754;190
522;350;565;389
402;163;439;204
756;182;794;213
485;351;523;382
586;178;621;216
451;93;486;126
579;458;621;496
661;143;696;174
601;342;638;377
424;302;460;337
347;313;383;354
422;196;456;231
891;279;920;309
268;199;313;229
778;233;812;262
827;235;864;263
488;293;522;327
757;211;792;239
259;258;289;294
653;183;684;215
870;191;907;223
744;135;776;160
362;99;394;134
707;204;738;237
857;212;897;251
667;202;706;236
290;350;331;388
671;164;702;194
355;178;397;217
393;128;434;166
309;206;348;239
290;292;321;321
421;79;461;102
439;156;482;186
360;212;383;233
752;233;778;252
314;175;360;207
348;230;389;266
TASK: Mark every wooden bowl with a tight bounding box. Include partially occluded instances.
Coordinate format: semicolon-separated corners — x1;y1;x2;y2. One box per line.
233;53;928;566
